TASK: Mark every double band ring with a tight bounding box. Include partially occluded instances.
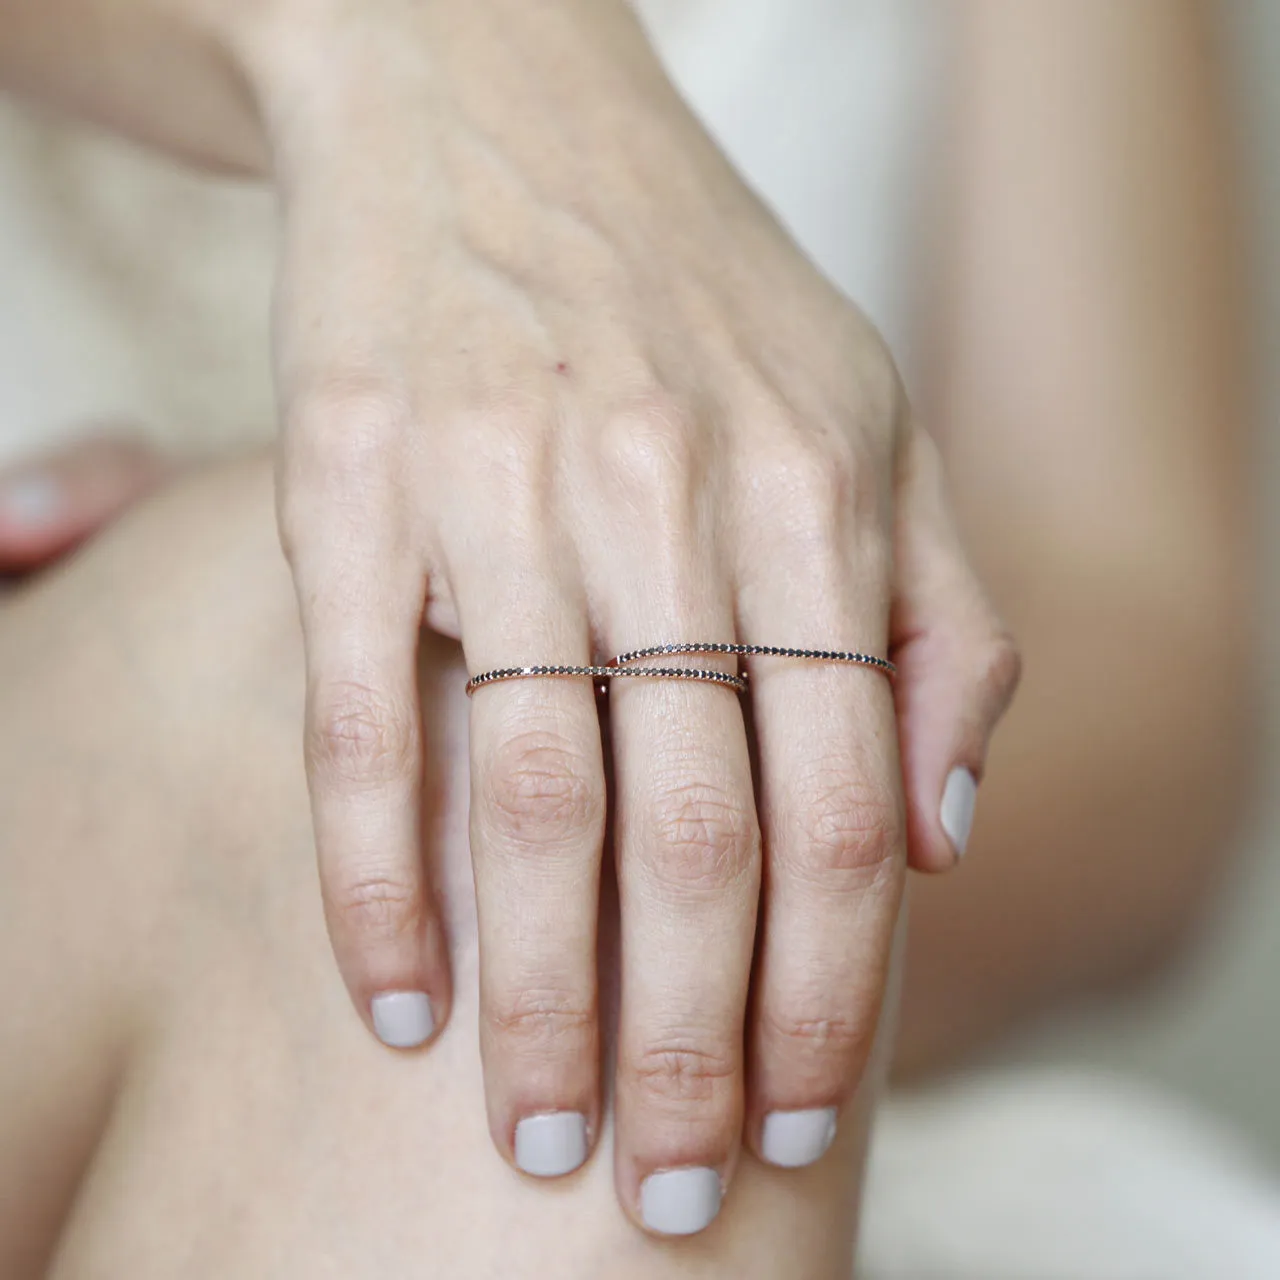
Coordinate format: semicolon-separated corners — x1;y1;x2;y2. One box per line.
465;643;895;697
464;663;748;696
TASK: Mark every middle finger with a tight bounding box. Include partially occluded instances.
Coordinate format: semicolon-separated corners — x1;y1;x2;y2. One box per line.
594;465;761;1237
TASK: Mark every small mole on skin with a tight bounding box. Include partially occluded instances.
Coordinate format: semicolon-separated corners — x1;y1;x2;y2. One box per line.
555;361;570;376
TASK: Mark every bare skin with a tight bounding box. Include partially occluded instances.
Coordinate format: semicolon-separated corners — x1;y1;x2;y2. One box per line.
898;0;1254;1071
0;456;896;1280
0;2;1017;1223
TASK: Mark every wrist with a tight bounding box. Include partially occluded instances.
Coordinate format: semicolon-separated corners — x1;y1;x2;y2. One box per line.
236;0;712;212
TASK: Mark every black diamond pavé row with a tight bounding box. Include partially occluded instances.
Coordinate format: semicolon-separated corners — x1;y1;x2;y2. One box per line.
464;663;748;697
466;642;895;696
610;642;896;678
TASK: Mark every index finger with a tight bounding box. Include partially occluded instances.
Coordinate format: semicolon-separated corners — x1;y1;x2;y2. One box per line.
283;459;450;1051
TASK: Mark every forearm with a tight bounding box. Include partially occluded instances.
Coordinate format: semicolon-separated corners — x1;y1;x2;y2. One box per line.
0;0;267;169
898;0;1256;1072
0;0;706;192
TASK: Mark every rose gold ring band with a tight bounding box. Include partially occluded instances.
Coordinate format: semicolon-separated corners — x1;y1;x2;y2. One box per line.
464;643;895;697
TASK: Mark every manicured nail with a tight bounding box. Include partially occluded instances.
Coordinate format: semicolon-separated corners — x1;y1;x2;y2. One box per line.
0;475;63;527
371;991;434;1048
640;1167;722;1236
761;1107;838;1168
940;767;978;858
514;1111;588;1178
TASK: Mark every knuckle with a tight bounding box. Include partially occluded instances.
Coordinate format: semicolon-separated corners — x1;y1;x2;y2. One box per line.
276;487;304;566
849;326;908;433
308;680;418;788
859;525;894;586
288;377;411;484
599;390;699;504
483;730;604;851
789;438;855;515
765;1007;867;1060
746;426;829;498
474;396;547;449
486;986;596;1054
791;773;904;891
749;429;887;550
906;420;945;480
327;867;419;940
631;1037;738;1107
645;780;758;895
436;400;557;552
981;629;1023;708
761;1006;873;1084
280;378;413;555
460;398;552;481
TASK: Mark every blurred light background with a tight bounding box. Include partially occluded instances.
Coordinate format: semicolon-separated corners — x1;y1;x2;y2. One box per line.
965;0;1280;1159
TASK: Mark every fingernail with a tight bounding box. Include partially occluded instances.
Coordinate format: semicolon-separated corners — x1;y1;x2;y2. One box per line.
640;1167;722;1236
761;1107;838;1168
0;475;63;527
371;991;434;1048
940;767;978;858
514;1111;588;1178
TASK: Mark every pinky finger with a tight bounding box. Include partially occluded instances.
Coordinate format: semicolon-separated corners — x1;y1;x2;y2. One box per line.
891;428;1021;870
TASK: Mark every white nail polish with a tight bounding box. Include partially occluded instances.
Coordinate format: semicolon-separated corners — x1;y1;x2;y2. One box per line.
761;1107;838;1168
371;991;434;1048
514;1112;588;1178
940;767;978;858
1;475;63;527
640;1167;722;1236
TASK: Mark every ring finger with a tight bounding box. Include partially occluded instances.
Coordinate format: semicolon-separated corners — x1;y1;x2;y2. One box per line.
734;450;906;1172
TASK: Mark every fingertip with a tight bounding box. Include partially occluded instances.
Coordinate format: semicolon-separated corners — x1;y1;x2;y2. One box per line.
513;1111;591;1178
479;993;601;1187
758;1107;839;1170
638;1167;724;1236
939;765;978;861
371;990;436;1049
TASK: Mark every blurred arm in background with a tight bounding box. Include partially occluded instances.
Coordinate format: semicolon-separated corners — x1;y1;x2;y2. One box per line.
897;0;1257;1075
0;435;167;575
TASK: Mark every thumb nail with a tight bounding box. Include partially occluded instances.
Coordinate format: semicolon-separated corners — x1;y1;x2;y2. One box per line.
0;474;64;528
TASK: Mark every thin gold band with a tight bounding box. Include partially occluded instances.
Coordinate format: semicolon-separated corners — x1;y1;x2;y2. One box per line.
463;663;747;697
610;642;896;679
464;643;895;697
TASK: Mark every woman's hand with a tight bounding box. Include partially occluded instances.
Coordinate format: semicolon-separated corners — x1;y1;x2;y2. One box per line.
237;0;1019;1229
0;0;1018;1233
